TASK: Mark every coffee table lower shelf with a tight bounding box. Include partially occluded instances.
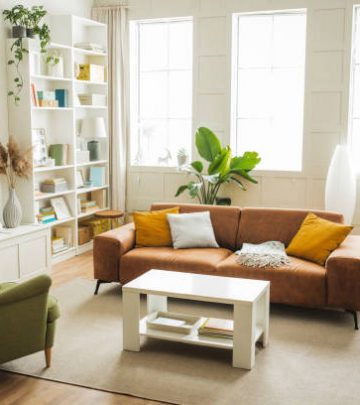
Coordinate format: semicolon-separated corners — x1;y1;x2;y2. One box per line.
139;316;264;350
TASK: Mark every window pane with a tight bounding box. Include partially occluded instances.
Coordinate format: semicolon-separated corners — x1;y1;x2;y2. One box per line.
168;119;192;160
234;11;306;171
169;21;192;69
169;71;192;118
139;72;167;119
139;23;167;71
136;120;167;165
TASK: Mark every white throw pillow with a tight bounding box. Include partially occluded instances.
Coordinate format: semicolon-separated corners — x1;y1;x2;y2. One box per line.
167;211;219;249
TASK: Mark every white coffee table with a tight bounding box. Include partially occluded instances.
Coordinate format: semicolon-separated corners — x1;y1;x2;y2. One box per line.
122;270;270;369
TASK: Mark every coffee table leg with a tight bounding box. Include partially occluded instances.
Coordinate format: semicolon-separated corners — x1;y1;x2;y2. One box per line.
147;294;168;314
258;286;270;347
123;291;141;352
233;302;255;369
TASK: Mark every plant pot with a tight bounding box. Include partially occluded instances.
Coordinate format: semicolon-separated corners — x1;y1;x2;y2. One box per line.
3;188;22;228
26;28;34;38
47;56;64;78
215;197;231;206
12;26;27;38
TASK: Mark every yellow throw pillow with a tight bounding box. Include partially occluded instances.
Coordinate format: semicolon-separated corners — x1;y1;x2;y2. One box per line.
286;213;352;265
133;207;180;247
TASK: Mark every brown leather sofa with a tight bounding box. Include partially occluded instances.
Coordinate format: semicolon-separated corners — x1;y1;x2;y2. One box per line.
93;203;360;328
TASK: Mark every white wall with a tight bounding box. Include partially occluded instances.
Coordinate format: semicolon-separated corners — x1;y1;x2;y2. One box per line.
126;0;360;228
0;0;94;215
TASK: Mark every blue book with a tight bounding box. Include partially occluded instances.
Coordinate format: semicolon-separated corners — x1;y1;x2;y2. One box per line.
55;89;69;107
89;167;106;187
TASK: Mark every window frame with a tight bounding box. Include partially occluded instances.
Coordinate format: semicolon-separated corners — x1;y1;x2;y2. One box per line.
230;9;307;173
129;16;194;168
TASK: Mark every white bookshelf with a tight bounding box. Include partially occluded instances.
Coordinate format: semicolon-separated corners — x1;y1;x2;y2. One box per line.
6;15;109;263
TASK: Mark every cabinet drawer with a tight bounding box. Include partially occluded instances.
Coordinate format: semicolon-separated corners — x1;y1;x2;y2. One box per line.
0;245;19;282
19;235;48;278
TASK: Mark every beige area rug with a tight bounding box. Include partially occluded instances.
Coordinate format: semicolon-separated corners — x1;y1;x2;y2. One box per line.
1;279;360;405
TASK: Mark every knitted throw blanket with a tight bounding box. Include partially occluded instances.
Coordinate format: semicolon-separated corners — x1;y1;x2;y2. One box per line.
235;241;290;268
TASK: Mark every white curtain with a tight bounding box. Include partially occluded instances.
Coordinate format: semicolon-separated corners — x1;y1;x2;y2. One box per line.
92;5;128;212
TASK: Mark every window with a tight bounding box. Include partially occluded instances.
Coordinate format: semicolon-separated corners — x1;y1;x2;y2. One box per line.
231;10;306;171
130;18;193;166
348;7;360;171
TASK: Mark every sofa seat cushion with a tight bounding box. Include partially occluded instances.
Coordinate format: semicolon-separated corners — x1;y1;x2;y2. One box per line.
216;254;326;307
120;247;233;284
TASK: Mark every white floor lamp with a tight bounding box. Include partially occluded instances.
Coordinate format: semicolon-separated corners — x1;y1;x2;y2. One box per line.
325;145;357;224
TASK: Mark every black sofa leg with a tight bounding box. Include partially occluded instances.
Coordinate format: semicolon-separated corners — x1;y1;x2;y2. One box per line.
94;280;111;295
346;310;359;330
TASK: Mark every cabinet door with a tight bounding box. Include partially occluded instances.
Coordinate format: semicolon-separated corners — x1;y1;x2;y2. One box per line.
19;235;48;278
0;245;19;282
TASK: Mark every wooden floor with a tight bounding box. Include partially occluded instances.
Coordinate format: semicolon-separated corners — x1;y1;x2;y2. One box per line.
0;252;162;405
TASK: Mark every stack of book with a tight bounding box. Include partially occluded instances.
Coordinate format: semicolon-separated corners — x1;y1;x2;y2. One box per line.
80;199;99;214
51;236;68;254
198;318;234;339
90;167;106;187
40;178;68;194
37;206;57;224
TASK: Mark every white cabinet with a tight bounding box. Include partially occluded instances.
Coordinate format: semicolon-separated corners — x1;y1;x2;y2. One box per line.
0;225;51;282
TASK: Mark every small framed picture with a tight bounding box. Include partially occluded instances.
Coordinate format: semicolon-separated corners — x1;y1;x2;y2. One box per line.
51;197;71;220
32;128;47;167
76;170;84;188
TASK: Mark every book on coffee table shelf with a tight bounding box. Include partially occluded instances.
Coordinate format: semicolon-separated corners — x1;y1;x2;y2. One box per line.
198;318;234;339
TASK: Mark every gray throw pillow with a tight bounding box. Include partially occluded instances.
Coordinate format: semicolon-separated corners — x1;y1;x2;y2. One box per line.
167;211;219;249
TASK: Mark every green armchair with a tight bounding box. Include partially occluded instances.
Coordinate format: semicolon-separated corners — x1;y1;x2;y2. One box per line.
0;274;60;367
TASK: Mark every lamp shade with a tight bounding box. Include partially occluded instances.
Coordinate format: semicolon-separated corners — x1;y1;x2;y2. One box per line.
325;145;357;224
80;117;107;139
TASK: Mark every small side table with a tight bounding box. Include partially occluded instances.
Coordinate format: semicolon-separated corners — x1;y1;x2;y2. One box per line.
95;210;124;230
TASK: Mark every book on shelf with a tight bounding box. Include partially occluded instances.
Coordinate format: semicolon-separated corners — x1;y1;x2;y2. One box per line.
40;178;68;193
50;197;72;220
91;189;107;208
48;144;70;166
31;83;38;106
198;318;234;339
55;89;69;108
37;206;57;224
78;93;106;106
89;166;106;187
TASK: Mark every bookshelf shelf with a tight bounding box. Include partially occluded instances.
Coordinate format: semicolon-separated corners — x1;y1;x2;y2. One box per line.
77;206;110;219
31;74;72;82
34;165;74;173
6;15;109;264
76;160;108;168
35;190;75;201
76;185;109;195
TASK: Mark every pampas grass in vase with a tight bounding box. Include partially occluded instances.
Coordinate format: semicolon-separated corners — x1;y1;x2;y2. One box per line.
0;136;32;228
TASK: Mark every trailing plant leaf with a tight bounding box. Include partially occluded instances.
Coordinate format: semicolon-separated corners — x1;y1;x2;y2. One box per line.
195;127;221;162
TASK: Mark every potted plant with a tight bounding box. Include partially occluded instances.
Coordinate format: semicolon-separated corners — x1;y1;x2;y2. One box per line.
175;127;261;205
177;147;189;166
46;49;63;77
3;5;28;38
27;6;50;54
0;137;32;228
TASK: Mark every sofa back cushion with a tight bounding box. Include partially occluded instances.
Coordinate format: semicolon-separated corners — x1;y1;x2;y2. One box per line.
237;207;344;250
151;203;241;250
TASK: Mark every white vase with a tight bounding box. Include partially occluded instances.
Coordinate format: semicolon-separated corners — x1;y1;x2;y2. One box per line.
325;145;357;224
47;56;64;78
3;188;22;228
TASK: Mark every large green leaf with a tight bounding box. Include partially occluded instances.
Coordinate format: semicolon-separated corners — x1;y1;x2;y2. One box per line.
230;169;258;184
208;146;231;176
175;184;189;197
230;176;247;190
230;152;261;171
191;161;203;173
195;127;221;162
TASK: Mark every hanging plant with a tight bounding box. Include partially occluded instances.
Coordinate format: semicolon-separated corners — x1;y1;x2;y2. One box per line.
3;5;51;105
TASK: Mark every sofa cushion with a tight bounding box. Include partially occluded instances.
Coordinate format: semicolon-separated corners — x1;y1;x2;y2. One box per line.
216;254;326;307
236;207;344;250
151;203;241;251
120;247;232;284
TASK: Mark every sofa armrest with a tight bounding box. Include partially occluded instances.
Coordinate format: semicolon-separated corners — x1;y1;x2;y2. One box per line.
93;222;136;282
326;235;360;310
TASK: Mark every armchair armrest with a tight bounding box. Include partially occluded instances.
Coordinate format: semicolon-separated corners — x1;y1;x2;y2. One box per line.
326;235;360;310
0;274;51;305
93;222;136;282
